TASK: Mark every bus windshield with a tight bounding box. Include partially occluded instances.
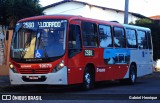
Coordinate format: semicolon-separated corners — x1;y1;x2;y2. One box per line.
10;20;67;62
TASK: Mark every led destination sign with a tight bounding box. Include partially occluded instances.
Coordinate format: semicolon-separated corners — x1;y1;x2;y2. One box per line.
38;22;61;28
21;20;67;28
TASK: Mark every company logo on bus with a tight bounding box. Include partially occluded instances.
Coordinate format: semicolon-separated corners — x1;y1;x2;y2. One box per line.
21;65;32;68
97;68;105;73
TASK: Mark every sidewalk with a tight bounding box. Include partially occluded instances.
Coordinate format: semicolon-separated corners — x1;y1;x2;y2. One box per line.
0;76;10;86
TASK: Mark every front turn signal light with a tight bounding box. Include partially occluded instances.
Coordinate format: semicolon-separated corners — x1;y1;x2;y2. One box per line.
9;64;17;73
52;60;65;73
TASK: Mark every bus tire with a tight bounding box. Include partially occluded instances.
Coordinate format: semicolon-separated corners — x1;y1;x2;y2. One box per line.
82;67;94;90
127;64;137;85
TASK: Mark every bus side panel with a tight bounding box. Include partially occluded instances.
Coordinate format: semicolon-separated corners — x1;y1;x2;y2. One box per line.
103;48;130;80
130;49;153;77
96;48;115;81
67;52;84;85
82;48;105;81
111;65;129;79
67;67;84;84
67;48;102;84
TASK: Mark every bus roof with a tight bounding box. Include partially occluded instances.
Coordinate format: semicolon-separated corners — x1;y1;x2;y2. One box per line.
19;15;79;22
18;15;123;27
123;24;151;31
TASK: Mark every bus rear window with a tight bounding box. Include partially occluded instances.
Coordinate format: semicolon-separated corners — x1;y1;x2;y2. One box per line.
137;30;147;49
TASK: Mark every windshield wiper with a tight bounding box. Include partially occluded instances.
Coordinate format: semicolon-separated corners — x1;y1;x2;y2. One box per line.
17;49;25;59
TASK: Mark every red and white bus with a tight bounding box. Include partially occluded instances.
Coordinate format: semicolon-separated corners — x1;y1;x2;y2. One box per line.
9;15;153;90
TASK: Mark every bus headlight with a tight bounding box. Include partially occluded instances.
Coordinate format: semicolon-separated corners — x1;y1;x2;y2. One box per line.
9;64;14;68
9;64;17;73
53;61;64;73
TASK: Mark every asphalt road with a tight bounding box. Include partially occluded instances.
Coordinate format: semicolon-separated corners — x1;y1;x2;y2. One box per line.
0;72;160;102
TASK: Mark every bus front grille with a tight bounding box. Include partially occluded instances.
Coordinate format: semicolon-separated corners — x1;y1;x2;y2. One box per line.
18;68;50;74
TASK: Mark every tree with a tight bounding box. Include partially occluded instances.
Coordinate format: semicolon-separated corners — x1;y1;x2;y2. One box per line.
0;0;8;35
6;0;44;29
134;18;153;24
0;0;44;65
131;18;160;60
0;0;44;30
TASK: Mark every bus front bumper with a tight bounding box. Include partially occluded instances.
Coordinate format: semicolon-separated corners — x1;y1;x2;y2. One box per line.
9;66;68;85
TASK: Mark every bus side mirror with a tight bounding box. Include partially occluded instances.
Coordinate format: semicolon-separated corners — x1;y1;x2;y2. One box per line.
6;31;9;41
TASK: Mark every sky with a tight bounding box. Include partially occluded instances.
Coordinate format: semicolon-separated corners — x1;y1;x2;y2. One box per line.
39;0;160;17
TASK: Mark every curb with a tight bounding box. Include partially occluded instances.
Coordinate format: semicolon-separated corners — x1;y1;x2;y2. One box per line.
0;76;10;86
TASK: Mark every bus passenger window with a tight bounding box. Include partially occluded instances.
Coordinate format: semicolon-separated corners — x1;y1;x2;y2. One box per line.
126;29;137;48
99;25;112;48
82;22;98;47
113;27;125;48
68;24;82;57
137;30;147;49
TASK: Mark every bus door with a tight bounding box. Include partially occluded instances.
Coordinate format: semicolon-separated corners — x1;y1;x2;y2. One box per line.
137;30;150;76
67;20;83;84
145;31;153;74
147;31;153;73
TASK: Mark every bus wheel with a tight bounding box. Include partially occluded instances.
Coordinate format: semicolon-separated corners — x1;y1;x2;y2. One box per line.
82;67;94;90
128;65;137;84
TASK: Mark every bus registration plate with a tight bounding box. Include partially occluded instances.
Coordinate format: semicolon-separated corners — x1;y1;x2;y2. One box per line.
29;76;39;80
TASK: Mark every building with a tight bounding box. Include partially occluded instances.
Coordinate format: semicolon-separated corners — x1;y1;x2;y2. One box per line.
150;15;160;25
43;0;147;24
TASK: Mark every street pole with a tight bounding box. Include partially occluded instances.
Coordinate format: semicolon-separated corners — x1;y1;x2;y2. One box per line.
124;0;129;24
